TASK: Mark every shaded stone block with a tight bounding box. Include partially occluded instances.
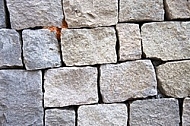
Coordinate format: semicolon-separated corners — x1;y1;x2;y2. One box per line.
0;0;6;28
183;98;190;126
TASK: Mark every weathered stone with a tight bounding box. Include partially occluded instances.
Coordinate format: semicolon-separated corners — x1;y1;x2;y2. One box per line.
0;0;6;28
100;60;157;103
63;0;118;28
0;70;43;126
22;29;61;70
116;23;141;61
119;0;164;22
78;104;127;126
61;27;117;66
183;98;190;126
165;0;190;20
142;22;190;61
6;0;63;30
45;109;75;126
0;29;22;68
130;98;180;126
44;67;98;107
157;60;190;98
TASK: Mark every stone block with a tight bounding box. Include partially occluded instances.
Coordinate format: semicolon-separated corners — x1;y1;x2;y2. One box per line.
0;0;6;28
183;98;190;126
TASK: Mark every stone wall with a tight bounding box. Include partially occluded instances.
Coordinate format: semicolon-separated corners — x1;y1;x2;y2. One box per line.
0;0;190;125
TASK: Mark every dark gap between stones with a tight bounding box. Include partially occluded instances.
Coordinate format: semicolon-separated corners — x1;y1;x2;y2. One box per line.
114;26;120;62
178;98;184;126
4;0;11;28
42;70;45;126
97;65;103;104
127;103;130;126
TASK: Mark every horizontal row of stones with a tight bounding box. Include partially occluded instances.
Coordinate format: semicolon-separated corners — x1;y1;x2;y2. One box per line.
0;0;190;29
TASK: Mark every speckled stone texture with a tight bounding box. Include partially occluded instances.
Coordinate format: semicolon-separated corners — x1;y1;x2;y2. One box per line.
157;60;190;98
44;67;98;107
142;22;190;61
22;29;61;70
78;104;127;126
100;60;157;103
0;70;43;126
0;29;22;68
116;23;141;61
63;0;118;28
6;0;63;30
130;98;180;126
119;0;164;22
0;0;6;28
183;98;190;126
61;27;117;66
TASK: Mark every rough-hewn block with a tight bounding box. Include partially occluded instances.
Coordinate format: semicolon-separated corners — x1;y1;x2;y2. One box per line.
44;67;98;107
100;60;157;103
6;0;63;30
45;109;75;126
142;22;190;61
130;98;180;126
0;70;43;126
116;23;141;61
78;104;127;126
63;0;118;28
0;29;22;68
61;27;117;66
183;98;190;126
119;0;164;22
22;29;61;70
157;60;190;98
165;0;190;20
0;0;6;28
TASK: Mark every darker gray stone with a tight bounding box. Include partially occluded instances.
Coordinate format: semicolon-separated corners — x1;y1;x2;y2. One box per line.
0;0;6;28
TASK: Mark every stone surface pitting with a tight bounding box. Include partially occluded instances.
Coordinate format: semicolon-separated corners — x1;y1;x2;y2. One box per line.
116;23;141;61
100;60;157;103
6;0;63;30
61;27;117;66
183;98;190;126
22;29;61;70
78;104;127;126
0;29;22;68
130;98;180;126
157;60;190;98
119;0;164;22
44;67;98;107
0;70;43;126
63;0;118;28
165;0;190;20
45;109;75;126
142;22;190;61
0;0;6;28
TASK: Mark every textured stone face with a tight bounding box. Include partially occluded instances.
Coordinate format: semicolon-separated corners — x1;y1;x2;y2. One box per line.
0;0;6;28
119;0;164;22
130;98;180;126
100;60;157;103
142;22;190;61
183;98;190;126
165;0;190;20
61;27;117;66
0;29;22;68
78;104;127;126
44;67;98;107
6;0;63;30
157;60;190;98
0;70;43;126
116;23;141;61
22;29;61;70
63;0;118;28
45;109;75;126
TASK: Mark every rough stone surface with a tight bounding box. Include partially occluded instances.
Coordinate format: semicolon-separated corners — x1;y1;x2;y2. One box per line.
0;29;22;68
142;22;190;61
130;98;180;126
61;27;117;66
119;0;164;22
78;104;127;126
116;23;141;61
0;0;6;28
165;0;190;20
100;60;157;103
6;0;63;30
22;29;61;70
44;67;98;107
157;60;190;98
45;109;75;126
63;0;118;28
0;70;43;126
183;98;190;126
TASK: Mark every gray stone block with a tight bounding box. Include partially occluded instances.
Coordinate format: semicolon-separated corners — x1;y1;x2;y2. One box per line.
183;98;190;126
0;0;6;28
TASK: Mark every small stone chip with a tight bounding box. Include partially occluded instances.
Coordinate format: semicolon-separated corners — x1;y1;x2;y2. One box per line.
183;98;190;126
